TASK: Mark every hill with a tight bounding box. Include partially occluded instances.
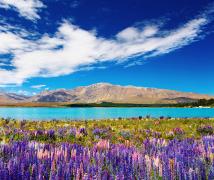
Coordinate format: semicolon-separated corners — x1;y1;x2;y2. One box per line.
27;83;213;104
0;92;29;104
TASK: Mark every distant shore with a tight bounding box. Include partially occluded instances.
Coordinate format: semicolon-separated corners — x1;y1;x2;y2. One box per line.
0;101;213;108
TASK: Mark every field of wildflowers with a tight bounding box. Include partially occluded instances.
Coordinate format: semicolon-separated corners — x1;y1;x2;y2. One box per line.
1;117;214;179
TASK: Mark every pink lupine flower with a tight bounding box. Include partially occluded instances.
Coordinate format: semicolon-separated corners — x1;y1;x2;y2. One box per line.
95;140;110;150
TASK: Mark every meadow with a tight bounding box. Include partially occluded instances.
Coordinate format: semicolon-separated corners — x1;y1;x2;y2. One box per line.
1;117;214;179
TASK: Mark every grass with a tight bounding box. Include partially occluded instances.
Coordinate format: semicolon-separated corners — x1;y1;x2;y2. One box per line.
1;117;214;146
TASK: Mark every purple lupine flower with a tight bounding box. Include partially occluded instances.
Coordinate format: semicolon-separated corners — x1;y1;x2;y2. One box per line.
197;125;214;135
79;128;87;136
1;130;214;179
152;131;162;138
69;128;76;137
57;128;66;137
92;128;103;136
92;128;108;137
35;129;44;136
46;129;56;140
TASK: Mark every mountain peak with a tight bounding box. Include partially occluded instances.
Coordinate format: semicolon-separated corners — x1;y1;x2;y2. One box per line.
88;82;113;87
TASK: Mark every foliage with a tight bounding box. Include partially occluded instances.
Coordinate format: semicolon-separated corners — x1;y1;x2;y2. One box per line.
1;117;214;145
176;98;214;107
1;117;214;178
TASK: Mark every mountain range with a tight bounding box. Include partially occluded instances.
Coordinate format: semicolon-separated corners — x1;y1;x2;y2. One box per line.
0;92;28;104
0;83;213;105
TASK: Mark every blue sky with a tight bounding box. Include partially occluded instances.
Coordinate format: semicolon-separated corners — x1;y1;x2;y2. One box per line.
0;0;214;95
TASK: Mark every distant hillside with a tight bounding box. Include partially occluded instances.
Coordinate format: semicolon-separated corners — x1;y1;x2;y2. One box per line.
27;83;213;104
0;92;29;104
0;83;213;105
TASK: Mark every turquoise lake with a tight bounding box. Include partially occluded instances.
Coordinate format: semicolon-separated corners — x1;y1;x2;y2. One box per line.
0;107;214;120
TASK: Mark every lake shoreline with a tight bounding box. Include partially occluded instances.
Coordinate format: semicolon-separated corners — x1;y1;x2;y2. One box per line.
0;107;214;120
0;102;213;108
0;103;214;108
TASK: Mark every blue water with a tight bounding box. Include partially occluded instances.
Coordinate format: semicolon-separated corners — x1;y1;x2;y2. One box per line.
0;107;214;120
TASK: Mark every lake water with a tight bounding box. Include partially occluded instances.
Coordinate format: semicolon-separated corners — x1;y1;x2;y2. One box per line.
0;107;214;120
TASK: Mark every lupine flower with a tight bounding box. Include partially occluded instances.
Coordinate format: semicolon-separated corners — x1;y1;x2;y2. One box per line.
92;128;103;136
92;128;108;138
197;125;214;135
46;129;56;140
1;119;214;179
57;128;66;138
79;128;88;136
95;139;110;150
69;128;76;137
0;137;214;179
35;130;44;136
152;131;162;138
172;127;185;135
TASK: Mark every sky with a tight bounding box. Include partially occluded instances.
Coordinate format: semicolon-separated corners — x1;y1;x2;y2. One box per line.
0;0;214;95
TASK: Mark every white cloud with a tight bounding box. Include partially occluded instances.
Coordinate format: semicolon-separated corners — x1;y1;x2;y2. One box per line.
0;0;45;20
116;25;158;42
31;84;46;89
0;10;212;86
0;31;28;53
17;90;31;96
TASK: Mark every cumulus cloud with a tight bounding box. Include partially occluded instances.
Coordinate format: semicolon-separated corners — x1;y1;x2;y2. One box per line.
0;8;213;86
0;0;45;20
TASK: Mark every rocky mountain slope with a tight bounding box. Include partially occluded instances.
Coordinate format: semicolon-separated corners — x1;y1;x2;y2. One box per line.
0;92;29;104
28;83;213;104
